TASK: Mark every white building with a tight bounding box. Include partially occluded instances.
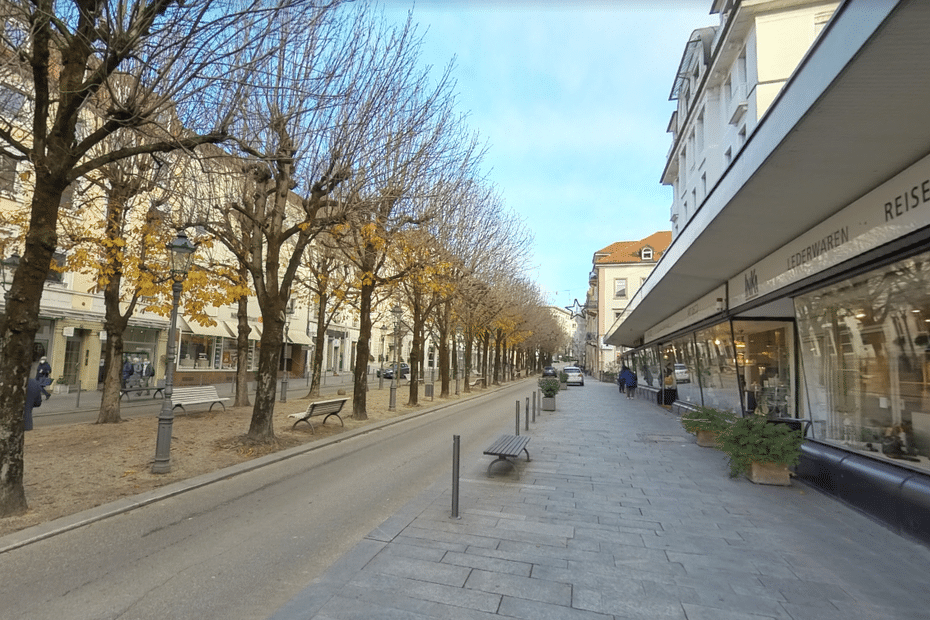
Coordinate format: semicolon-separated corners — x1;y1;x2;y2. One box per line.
608;0;930;544
585;232;671;374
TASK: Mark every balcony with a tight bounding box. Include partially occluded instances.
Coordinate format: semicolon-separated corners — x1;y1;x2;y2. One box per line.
728;83;748;125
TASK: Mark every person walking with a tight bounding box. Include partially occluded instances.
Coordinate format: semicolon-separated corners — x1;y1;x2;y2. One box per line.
36;356;53;400
619;365;637;400
25;377;42;430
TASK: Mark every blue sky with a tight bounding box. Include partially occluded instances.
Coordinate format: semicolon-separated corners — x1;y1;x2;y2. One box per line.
379;0;717;310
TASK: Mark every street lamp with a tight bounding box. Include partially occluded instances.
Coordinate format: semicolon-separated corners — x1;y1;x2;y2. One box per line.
280;298;295;403
152;231;197;474
389;305;402;411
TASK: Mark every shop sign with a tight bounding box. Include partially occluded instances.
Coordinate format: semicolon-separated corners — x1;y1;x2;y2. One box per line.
730;151;930;307
645;284;726;342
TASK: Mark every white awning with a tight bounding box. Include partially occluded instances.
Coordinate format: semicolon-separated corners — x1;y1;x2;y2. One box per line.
285;325;314;346
180;318;233;338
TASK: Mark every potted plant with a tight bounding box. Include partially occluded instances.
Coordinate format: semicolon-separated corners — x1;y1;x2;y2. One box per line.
718;413;804;485
680;407;735;447
538;376;560;410
559;371;568;390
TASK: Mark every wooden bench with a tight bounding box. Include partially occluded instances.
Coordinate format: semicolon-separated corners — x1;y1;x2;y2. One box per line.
288;397;348;433
170;386;229;412
483;434;531;477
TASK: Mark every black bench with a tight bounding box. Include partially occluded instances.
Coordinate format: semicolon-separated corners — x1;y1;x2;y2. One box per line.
120;380;165;400
170;386;229;412
483;434;531;477
288;397;348;433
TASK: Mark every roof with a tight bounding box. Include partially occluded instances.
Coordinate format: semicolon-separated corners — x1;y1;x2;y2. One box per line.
593;231;672;265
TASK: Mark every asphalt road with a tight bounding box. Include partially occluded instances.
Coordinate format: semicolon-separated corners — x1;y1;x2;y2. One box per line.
0;380;533;620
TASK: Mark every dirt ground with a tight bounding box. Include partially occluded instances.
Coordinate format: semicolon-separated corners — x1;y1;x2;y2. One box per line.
2;382;479;538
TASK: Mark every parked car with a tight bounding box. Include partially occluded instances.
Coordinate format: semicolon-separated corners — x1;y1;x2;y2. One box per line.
377;363;409;379
674;363;690;383
564;366;584;386
542;366;557;377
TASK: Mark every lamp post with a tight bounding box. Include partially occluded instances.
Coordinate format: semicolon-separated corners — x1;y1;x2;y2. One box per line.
389;305;402;411
280;298;295;403
152;231;198;474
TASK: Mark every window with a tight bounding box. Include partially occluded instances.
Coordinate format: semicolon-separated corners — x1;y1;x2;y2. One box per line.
614;278;627;298
701;173;707;201
642;247;653;261
0;154;15;193
0;85;26;117
696;110;704;153
725;147;732;167
738;125;746;147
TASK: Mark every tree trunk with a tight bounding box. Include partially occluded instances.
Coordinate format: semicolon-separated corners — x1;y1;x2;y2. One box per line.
308;294;328;398
438;301;451;397
0;177;65;516
234;293;251;407
463;332;473;394
351;283;375;420
407;309;422;406
97;329;127;424
248;317;284;440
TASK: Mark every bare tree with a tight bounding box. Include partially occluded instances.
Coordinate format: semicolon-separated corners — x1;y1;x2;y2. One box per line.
0;0;311;516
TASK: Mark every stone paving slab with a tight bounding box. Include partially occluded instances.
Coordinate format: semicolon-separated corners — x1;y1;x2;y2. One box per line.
269;379;930;620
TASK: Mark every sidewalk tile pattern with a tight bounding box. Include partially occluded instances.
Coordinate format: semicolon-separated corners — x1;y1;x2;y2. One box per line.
270;381;930;620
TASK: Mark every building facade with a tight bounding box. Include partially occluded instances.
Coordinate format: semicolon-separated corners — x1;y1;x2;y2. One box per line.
608;0;930;544
586;232;671;374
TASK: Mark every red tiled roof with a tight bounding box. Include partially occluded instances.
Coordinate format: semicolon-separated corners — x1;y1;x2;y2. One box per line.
593;231;672;264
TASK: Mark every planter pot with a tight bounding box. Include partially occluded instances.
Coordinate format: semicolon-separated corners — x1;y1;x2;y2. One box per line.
695;430;719;448
541;396;556;411
747;461;791;486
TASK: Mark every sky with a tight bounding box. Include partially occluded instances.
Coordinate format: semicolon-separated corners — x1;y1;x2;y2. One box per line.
379;0;717;311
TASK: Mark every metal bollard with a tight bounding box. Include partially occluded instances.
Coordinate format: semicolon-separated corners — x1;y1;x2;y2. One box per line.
451;435;461;519
76;380;81;408
515;402;520;436
525;397;529;431
532;391;536;422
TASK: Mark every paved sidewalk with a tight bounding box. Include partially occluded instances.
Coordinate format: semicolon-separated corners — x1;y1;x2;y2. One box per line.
270;379;930;620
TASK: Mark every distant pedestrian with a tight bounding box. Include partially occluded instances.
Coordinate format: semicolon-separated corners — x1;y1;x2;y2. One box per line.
36;356;52;400
122;357;135;389
25;377;42;431
619;365;637;400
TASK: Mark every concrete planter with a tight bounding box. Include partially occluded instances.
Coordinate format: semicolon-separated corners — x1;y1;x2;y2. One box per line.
541;396;556;411
695;430;719;448
560;382;567;391
748;461;791;486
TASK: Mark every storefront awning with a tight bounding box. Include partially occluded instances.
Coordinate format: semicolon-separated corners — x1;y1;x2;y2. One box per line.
285;326;314;346
180;317;234;338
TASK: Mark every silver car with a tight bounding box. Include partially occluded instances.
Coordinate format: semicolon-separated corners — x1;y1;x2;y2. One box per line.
564;366;584;386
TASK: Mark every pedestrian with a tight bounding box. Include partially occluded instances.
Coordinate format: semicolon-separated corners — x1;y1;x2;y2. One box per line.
25;377;42;431
619;365;637;400
36;356;53;400
122;357;135;389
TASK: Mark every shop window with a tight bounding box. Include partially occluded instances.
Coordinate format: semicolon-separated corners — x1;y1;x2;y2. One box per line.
694;322;742;413
796;254;930;471
732;320;795;418
667;335;701;407
179;334;216;369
